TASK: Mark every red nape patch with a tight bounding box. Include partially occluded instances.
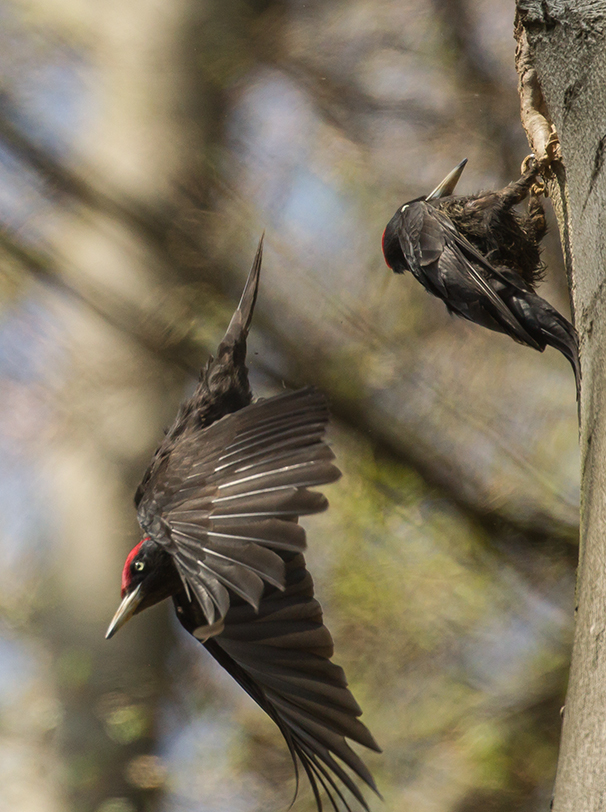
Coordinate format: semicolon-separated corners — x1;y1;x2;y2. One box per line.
121;538;149;597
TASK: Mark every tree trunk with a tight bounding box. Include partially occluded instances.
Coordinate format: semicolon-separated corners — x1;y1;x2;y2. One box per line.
515;2;606;809
23;0;193;808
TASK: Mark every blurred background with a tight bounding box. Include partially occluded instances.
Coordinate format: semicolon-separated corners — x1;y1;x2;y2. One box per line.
0;0;579;810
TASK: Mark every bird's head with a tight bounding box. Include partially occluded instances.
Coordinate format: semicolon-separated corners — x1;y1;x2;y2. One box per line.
106;537;182;639
382;160;467;273
381;214;410;273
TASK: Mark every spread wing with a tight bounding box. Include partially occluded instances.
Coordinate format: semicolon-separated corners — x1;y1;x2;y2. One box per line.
397;202;541;348
175;552;381;812
136;388;341;625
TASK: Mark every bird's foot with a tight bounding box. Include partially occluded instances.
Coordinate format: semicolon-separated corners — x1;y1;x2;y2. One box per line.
531;177;547;198
521;153;538;175
523;131;561;186
521;154;549;198
543;130;562;165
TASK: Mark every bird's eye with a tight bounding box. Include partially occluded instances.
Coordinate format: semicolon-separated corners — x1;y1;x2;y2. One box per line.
134;561;145;572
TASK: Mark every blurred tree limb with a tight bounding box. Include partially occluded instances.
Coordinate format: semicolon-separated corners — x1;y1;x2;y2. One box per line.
431;0;522;176
515;2;606;809
0;92;212;278
0;226;203;374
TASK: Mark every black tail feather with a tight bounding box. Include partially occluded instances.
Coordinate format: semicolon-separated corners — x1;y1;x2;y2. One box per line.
220;233;264;352
541;316;581;399
509;289;581;399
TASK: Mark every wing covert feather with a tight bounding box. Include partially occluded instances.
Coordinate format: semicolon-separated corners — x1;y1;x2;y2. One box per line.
398;202;540;347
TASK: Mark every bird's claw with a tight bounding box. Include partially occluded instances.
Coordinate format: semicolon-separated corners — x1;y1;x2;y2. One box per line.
543;130;562;164
523;131;561;186
521;155;559;197
521;154;538;175
521;155;548;197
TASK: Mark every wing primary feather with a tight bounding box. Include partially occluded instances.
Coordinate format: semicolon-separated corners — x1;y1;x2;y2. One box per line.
179;565;229;621
211;503;327;520
205;525;306;553
213;477;335;506
217;394;327;448
229;408;328;442
215;448;333;485
226;402;328;436
216;457;339;494
213;484;304;505
215;432;331;474
197;560;265;610
220;418;329;458
204;548;285;590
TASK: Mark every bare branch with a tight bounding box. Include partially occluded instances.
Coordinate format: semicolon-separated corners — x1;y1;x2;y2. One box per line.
514;22;561;166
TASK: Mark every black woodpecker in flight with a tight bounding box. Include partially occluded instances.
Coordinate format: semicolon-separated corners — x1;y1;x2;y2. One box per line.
106;236;380;812
381;158;580;396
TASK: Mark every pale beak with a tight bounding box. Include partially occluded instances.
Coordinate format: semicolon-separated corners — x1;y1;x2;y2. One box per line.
425;158;468;201
105;584;143;639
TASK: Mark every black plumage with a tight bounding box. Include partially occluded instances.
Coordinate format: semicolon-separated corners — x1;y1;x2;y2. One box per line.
106;236;380;811
382;159;580;396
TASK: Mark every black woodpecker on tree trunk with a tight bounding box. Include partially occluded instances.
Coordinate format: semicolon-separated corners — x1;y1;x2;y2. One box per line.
106;235;380;812
381;159;580;397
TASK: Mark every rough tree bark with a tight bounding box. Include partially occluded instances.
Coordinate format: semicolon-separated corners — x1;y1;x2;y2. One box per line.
515;2;606;809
